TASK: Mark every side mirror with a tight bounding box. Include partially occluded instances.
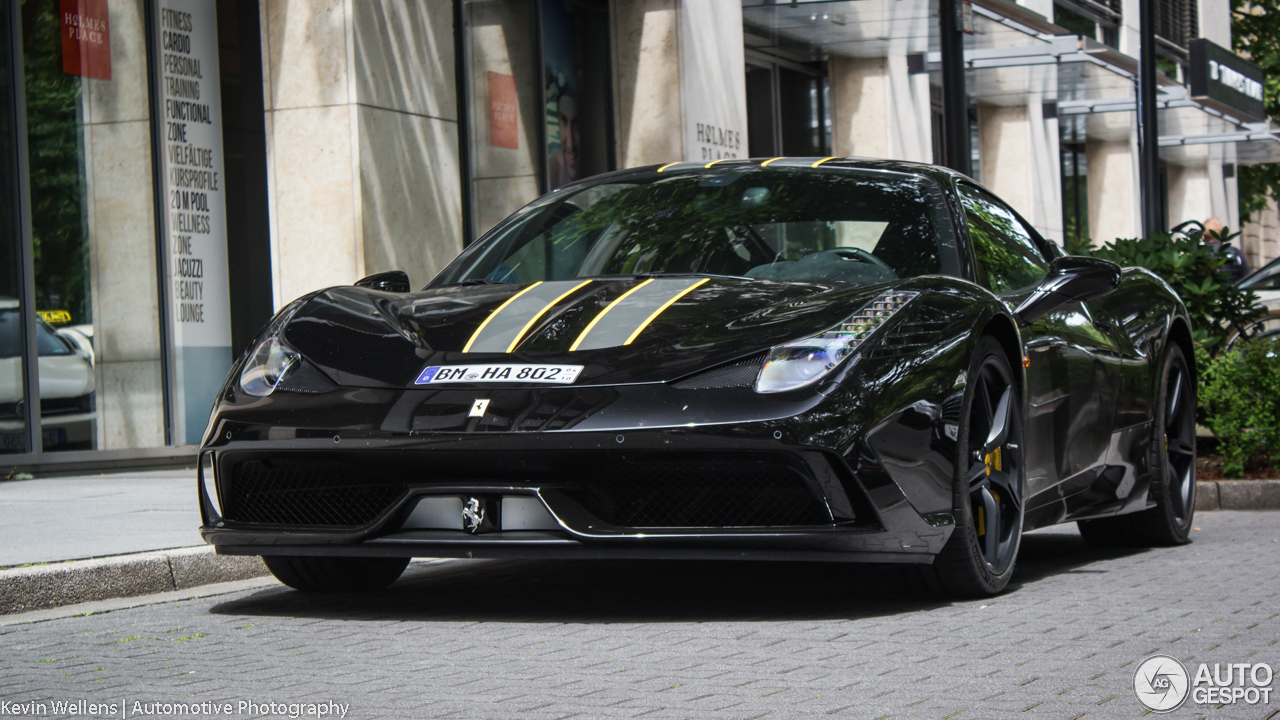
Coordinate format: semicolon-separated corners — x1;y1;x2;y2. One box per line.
355;270;411;293
1014;256;1121;327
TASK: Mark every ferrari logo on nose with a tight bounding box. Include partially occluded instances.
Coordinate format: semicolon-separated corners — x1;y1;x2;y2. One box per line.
469;399;490;417
463;497;486;533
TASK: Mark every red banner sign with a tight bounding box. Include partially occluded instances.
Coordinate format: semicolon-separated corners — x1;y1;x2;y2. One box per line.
489;72;518;149
60;0;111;80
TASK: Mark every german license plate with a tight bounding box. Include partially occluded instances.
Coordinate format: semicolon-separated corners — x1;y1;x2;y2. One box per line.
414;364;583;385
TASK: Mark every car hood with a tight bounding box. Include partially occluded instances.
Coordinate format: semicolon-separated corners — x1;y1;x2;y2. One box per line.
282;277;896;388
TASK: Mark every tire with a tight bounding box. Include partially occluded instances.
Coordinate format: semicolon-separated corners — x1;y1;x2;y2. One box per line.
263;556;410;592
918;336;1026;598
1078;344;1195;547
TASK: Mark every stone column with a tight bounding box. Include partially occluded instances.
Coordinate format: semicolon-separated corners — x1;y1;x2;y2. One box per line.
84;0;165;449
976;96;1064;244
261;0;462;303
1086;137;1142;242
1166;161;1212;228
1240;197;1280;268
611;0;746;168
612;0;682;167
829;52;931;163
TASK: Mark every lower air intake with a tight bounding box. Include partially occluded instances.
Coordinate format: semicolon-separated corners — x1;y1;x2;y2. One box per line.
224;458;405;527
565;457;831;527
218;451;834;530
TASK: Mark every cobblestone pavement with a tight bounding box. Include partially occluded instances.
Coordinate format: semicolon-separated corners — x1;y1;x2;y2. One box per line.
2;511;1278;720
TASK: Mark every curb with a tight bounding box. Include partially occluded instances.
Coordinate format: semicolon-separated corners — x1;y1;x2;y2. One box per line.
1196;480;1280;511
0;546;268;615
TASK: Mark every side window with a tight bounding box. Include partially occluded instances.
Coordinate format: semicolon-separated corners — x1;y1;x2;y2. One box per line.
958;184;1049;293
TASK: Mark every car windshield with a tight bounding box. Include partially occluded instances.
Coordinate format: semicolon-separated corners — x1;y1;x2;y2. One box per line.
0;309;74;359
436;168;958;287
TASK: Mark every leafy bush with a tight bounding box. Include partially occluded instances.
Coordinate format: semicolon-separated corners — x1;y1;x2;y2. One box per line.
1199;339;1280;477
1085;230;1261;351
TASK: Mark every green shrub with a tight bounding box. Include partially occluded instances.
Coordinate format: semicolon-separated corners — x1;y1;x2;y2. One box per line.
1085;230;1261;351
1199;339;1280;477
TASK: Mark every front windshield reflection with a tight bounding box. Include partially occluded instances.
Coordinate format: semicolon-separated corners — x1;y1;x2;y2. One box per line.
438;168;958;287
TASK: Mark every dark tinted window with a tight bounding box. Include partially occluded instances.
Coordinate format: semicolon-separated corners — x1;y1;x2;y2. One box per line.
1241;256;1280;291
0;311;65;358
36;320;71;356
959;184;1048;292
436;168;959;288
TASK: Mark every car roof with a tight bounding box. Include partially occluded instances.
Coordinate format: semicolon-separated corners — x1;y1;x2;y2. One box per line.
575;157;968;187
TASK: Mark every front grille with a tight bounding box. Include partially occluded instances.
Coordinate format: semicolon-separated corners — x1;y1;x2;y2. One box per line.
218;451;834;530
671;354;766;389
565;456;831;528
41;394;94;416
224;458;406;527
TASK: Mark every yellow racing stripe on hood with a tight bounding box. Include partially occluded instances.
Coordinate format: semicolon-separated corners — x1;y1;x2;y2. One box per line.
571;277;710;352
568;279;654;352
461;282;542;353
622;277;709;345
504;279;593;352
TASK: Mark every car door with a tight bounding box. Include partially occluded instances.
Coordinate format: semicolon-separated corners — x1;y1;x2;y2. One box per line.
956;183;1120;511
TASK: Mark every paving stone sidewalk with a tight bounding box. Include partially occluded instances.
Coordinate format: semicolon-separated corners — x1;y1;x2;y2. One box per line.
1;511;1278;720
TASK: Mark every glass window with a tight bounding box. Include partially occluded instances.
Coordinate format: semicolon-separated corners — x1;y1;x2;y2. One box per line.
1;1;28;454
959;183;1049;293
435;168;959;288
463;0;613;238
22;0;166;451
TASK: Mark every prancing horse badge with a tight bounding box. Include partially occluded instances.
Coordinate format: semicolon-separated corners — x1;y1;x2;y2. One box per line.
469;399;490;417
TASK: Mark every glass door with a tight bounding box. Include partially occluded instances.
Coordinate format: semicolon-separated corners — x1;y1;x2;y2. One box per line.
1;0;30;455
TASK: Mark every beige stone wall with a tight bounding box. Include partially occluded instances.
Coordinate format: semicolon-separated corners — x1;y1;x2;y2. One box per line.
262;0;462;300
1241;197;1280;270
83;0;165;450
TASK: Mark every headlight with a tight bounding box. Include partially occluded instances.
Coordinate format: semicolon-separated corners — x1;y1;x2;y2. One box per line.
755;291;918;393
239;299;307;397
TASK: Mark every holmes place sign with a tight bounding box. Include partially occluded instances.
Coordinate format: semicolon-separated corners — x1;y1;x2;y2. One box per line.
1189;38;1266;123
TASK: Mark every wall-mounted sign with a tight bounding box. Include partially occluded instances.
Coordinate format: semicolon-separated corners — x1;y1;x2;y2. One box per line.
1189;38;1266;123
60;0;111;80
151;0;232;445
489;71;518;149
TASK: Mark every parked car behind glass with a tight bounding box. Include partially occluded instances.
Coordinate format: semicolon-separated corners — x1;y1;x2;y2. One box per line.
0;298;96;452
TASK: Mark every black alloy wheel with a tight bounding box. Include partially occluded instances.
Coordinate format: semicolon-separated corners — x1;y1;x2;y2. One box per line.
920;336;1026;597
263;556;410;592
1158;349;1197;527
1079;344;1196;546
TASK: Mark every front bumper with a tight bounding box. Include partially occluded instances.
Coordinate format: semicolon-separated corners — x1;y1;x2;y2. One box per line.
199;429;954;564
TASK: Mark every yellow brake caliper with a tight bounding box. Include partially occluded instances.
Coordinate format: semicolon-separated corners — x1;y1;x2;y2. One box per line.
978;448;1003;536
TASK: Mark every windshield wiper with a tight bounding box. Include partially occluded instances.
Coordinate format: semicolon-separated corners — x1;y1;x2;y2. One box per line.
632;271;738;279
446;278;501;287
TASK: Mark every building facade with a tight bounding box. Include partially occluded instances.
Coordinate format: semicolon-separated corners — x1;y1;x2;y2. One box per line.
1;0;1276;465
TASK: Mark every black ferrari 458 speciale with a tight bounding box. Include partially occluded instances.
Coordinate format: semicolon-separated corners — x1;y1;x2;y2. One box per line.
199;158;1197;597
